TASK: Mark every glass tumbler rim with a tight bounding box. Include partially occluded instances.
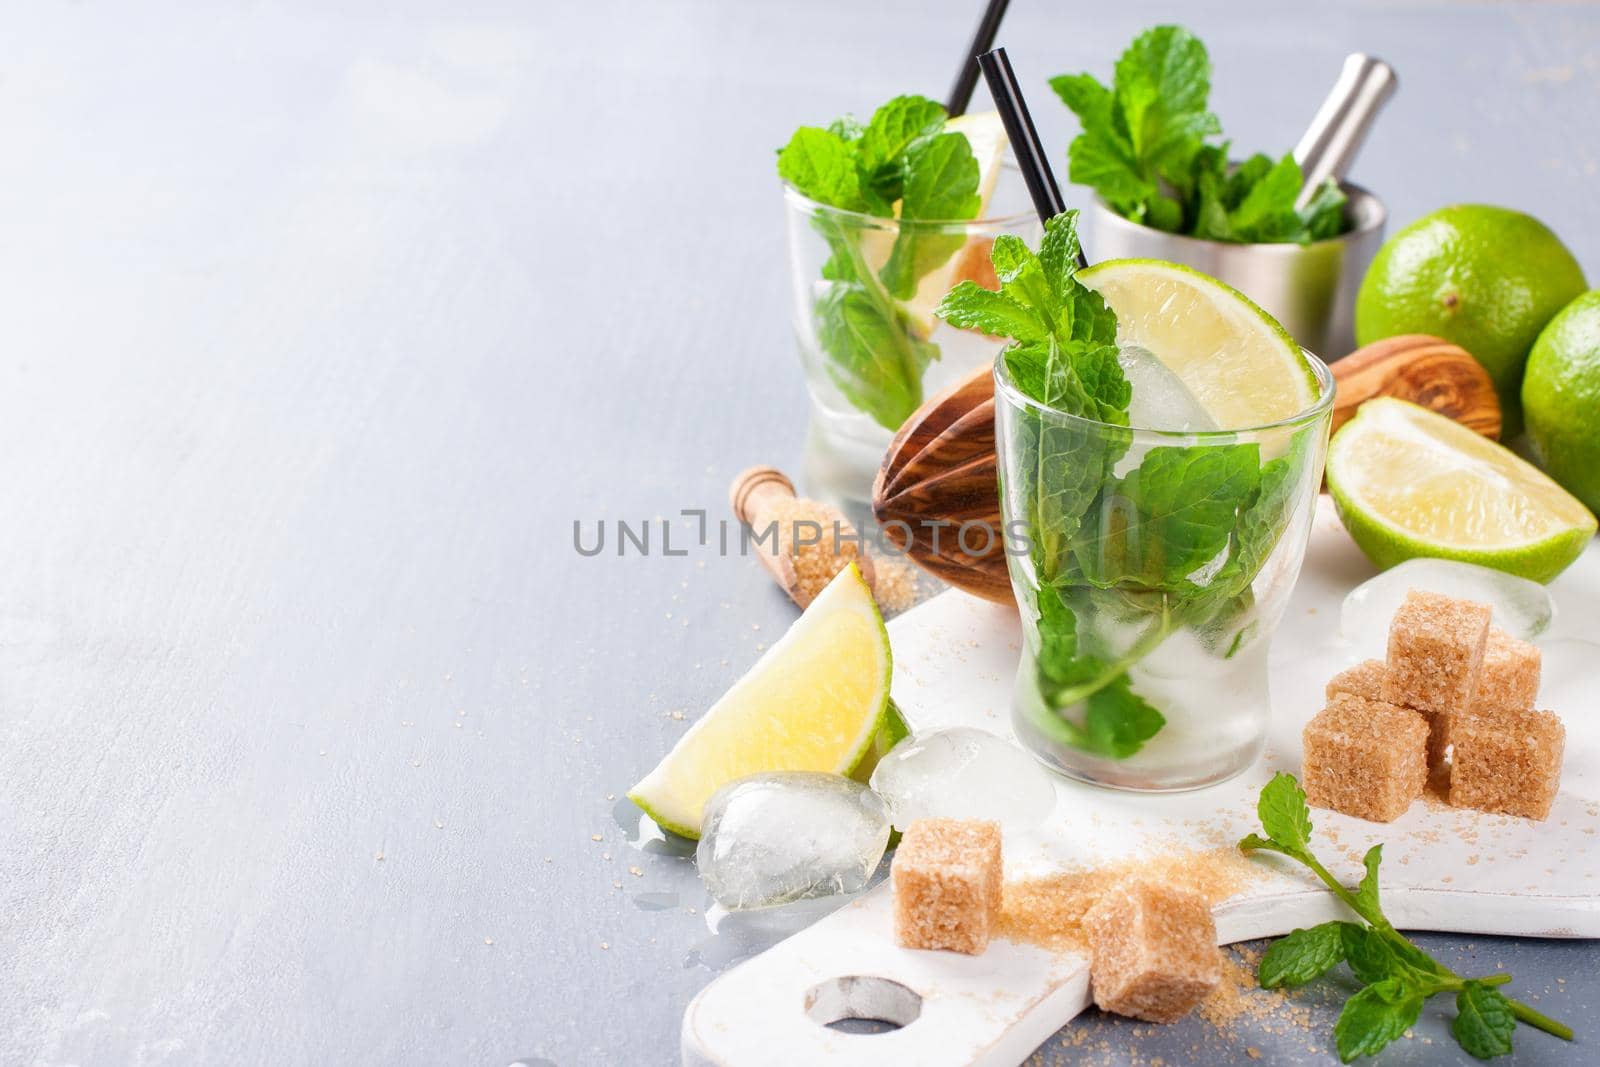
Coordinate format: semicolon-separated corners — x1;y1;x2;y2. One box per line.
991;345;1337;440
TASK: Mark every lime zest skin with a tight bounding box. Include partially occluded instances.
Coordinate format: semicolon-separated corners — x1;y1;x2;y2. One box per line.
628;563;893;839
1078;258;1318;428
1327;398;1596;584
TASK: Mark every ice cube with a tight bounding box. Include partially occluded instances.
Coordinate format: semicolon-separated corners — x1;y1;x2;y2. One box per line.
1120;344;1217;433
868;727;1057;830
1340;558;1555;660
696;772;890;911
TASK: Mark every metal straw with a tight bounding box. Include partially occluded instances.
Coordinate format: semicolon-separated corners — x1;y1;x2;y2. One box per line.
977;47;1087;267
945;0;1012;116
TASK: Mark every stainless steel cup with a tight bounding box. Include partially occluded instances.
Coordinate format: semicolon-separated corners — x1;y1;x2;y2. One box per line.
1087;182;1386;359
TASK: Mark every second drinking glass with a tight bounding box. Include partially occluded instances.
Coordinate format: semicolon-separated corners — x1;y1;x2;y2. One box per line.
784;167;1040;504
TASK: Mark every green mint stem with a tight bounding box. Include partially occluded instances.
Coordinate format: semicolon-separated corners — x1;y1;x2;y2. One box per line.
1046;605;1176;709
1291;846;1572;1042
1507;999;1574;1041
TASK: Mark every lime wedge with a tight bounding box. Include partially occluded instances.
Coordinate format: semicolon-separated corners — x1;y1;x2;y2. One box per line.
1078;259;1318;428
627;564;894;838
946;110;1008;208
849;698;911;785
1327;398;1596;583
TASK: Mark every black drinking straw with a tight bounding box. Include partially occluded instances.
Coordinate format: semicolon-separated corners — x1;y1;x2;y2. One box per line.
977;47;1088;268
946;0;1012;116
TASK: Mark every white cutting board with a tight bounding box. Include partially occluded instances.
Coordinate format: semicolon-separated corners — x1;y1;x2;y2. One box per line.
682;499;1600;1066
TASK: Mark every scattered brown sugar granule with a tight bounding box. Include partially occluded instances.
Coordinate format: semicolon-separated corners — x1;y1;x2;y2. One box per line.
1449;707;1565;820
997;846;1258;955
762;497;867;606
892;818;1001;955
1381;589;1490;716
1083;880;1221;1024
867;552;920;614
756;496;919;614
1471;627;1541;716
1302;694;1428;822
1326;659;1389;702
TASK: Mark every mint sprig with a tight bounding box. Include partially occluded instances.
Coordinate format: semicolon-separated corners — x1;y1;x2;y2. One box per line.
777;95;982;430
938;212;1311;758
1240;773;1573;1061
939;213;1166;757
1051;25;1347;243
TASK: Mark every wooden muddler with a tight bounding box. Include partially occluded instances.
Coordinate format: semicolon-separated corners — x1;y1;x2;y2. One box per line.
728;466;875;609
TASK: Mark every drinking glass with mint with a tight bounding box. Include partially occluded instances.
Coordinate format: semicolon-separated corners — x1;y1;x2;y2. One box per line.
778;96;1037;500
945;212;1335;790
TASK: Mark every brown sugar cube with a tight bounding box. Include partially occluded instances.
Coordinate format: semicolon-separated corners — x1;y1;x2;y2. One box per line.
1302;694;1429;822
1470;627;1541;715
1381;589;1490;716
1449;708;1565;820
1330;659;1450;769
1326;659;1390;702
891;818;1001;955
1083;880;1220;1024
1428;629;1542;769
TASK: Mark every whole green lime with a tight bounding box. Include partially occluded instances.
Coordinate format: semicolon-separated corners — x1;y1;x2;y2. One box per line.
1355;204;1586;436
1524;291;1600;514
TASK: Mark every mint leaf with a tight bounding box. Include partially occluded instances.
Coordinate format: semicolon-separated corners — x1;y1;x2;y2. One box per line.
939;213;1125;425
1051;25;1350;243
1054;26;1216;224
1050;73;1154;214
1222;153;1275;209
1355;844;1384;916
1257;771;1313;851
1038;211;1086;298
1301;178;1349;240
1112;25;1218;178
1454;982;1516;1059
1033;584;1083;683
1186;429;1311;638
1334;979;1425;1062
1076;443;1262;588
1071;134;1157;215
989;233;1066;325
1259;922;1349;988
1024;588;1164;759
1082;674;1165;757
1227;153;1304;241
880;131;980;298
813;279;933;429
936;286;1048;342
1189;145;1233;240
1048;73;1116;141
1342;924;1412;986
1242;774;1571;1059
778;128;865;211
857;94;947;204
899;132;981;221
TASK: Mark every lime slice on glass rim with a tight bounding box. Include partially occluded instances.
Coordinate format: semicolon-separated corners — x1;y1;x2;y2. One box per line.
1078;258;1320;428
627;563;897;839
1326;397;1596;583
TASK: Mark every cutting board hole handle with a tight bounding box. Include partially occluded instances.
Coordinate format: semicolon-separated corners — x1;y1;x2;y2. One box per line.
804;975;922;1034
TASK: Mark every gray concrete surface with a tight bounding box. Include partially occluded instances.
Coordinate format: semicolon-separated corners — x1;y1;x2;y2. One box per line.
1;1;1597;1065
